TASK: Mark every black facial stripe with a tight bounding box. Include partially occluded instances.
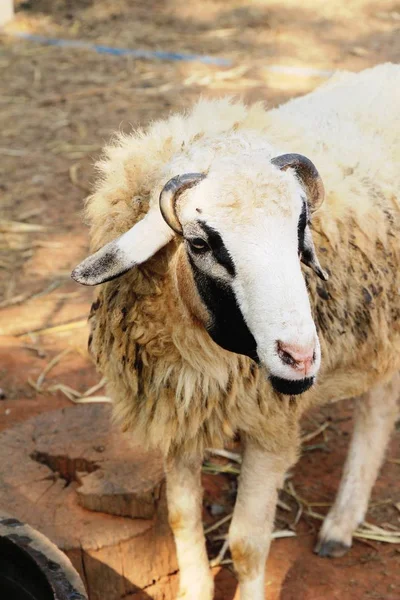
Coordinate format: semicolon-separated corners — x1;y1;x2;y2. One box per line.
297;199;308;256
189;256;258;362
197;222;236;277
269;375;315;396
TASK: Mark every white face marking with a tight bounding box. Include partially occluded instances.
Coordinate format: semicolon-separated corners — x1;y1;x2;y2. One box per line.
178;155;322;386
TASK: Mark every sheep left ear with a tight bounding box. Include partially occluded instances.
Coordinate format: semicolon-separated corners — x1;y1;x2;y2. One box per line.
271;153;324;212
71;209;173;286
301;223;329;281
271;153;328;281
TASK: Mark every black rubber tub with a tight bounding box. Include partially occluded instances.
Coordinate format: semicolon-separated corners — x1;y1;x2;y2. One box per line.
0;514;87;600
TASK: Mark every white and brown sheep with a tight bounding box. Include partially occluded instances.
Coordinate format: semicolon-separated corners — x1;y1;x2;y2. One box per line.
72;63;400;600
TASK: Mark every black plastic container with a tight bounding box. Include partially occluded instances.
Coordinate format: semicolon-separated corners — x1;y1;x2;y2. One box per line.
0;515;87;600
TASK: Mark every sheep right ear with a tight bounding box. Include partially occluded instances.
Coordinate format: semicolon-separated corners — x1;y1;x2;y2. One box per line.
71;210;173;286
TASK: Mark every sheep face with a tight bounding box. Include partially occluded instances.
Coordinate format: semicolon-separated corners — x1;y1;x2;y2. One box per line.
72;152;326;396
174;156;322;395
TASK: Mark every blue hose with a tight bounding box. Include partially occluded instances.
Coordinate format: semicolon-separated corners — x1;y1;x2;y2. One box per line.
8;32;233;67
5;31;333;77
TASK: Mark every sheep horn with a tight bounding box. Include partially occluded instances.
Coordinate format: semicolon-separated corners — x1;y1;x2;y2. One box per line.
159;173;206;235
271;153;324;212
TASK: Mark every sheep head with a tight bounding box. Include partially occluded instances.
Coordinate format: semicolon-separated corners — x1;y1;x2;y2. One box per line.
72;150;328;396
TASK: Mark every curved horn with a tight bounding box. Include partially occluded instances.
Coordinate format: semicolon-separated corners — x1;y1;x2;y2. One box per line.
271;153;324;212
159;173;206;235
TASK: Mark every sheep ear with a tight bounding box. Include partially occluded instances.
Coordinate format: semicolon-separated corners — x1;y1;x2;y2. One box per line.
71;210;173;286
301;224;329;281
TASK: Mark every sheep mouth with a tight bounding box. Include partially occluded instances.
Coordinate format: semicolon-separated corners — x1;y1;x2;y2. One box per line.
269;375;315;396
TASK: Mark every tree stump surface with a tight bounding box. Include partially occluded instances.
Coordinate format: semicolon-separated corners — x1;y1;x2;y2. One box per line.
0;404;178;600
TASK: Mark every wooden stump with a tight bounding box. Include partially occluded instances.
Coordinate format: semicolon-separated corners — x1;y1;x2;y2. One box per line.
0;405;178;600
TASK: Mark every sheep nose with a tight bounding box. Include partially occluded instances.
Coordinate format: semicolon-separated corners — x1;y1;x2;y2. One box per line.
277;341;316;376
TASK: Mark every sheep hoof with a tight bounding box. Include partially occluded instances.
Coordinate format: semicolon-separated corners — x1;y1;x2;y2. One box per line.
314;538;350;558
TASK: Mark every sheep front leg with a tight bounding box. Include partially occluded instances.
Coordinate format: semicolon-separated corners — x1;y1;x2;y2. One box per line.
165;456;213;600
316;374;400;557
229;438;292;600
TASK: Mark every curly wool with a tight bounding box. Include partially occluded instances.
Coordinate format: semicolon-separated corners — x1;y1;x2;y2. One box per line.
85;64;400;459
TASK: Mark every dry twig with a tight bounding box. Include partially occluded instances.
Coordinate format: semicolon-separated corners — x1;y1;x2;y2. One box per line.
0;220;46;233
18;319;88;337
301;421;330;443
202;461;240;475
69;163;91;192
204;513;233;535
35;348;71;389
210;539;229;567
206;448;242;463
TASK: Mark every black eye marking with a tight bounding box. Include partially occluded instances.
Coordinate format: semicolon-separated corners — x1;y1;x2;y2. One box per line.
198;222;236;277
188;237;209;254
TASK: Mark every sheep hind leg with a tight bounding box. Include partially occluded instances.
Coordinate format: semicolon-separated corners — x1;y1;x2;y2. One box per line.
164;455;213;600
315;373;400;558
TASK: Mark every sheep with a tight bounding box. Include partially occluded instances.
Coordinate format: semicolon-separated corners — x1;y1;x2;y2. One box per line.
72;63;400;600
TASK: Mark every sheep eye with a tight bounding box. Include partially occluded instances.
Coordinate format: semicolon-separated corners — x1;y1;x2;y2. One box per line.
188;238;209;253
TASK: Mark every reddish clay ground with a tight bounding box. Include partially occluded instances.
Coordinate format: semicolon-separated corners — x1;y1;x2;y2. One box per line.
0;1;399;598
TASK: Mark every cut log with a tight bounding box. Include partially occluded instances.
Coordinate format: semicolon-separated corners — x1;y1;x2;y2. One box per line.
0;404;178;600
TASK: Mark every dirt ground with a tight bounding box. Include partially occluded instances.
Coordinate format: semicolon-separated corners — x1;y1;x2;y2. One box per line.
0;1;399;598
